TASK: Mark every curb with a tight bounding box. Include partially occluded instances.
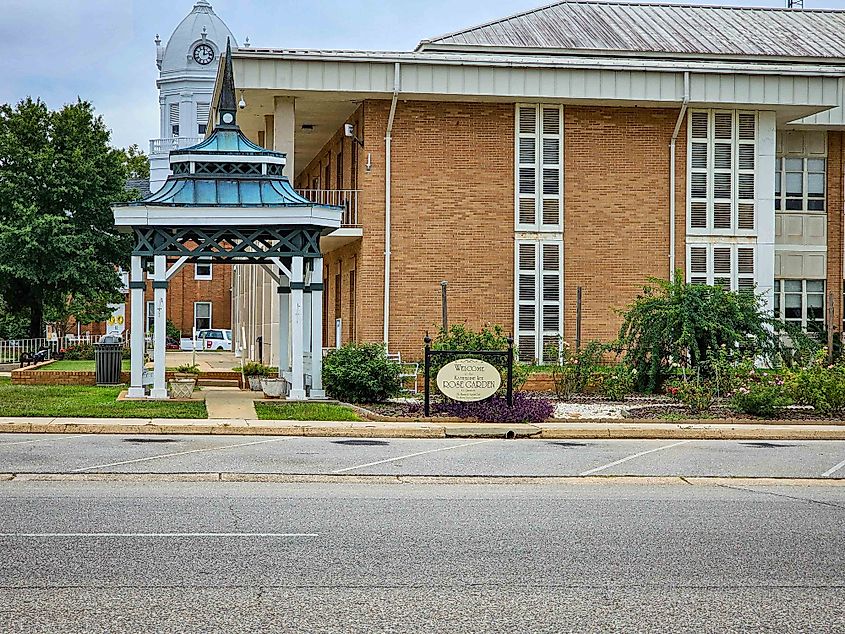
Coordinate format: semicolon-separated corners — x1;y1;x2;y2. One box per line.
2;473;843;486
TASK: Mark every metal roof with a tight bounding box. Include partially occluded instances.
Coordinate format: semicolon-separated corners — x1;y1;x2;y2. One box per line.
418;1;845;61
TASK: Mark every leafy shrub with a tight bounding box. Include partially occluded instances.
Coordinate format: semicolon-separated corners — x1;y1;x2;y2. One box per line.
61;343;95;360
666;375;715;414
616;273;806;392
786;352;845;415
174;363;201;375
551;340;605;399
730;383;791;418
235;362;273;377
589;363;636;401
323;342;401;403
431;323;527;392
438;393;554;423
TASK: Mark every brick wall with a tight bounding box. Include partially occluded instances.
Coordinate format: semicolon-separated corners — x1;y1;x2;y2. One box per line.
564;106;682;345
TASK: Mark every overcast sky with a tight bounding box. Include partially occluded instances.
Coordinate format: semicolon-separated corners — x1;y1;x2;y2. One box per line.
1;0;842;150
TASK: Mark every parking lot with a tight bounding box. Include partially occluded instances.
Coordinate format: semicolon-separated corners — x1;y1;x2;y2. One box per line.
1;434;844;478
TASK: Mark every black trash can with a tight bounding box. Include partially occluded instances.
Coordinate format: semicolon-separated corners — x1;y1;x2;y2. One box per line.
95;335;124;386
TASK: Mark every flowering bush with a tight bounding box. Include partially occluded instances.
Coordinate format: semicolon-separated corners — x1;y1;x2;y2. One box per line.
730;381;791;418
588;364;636;401
61;343;95;360
786;351;845;415
666;374;715;413
551;340;605;399
438;393;554;424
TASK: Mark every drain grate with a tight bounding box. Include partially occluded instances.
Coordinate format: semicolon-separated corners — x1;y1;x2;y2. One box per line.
549;442;591;448
742;442;797;449
332;439;389;446
123;438;178;444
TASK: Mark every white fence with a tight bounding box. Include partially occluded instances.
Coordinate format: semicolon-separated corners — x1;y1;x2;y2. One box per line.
0;335;103;364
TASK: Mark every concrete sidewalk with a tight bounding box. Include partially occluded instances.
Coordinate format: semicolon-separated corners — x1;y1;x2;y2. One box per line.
2;417;845;440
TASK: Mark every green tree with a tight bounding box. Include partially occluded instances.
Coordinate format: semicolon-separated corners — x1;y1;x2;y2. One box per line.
615;273;810;392
0;97;133;338
119;143;150;179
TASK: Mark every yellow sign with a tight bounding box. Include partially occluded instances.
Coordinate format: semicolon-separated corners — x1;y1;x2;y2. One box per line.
436;358;501;402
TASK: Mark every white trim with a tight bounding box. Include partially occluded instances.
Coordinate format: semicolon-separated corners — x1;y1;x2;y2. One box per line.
194;259;213;281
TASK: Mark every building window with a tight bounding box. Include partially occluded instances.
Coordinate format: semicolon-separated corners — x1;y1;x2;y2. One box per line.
145;301;155;333
774;280;825;332
197;102;209;136
688;110;756;232
169;103;180;137
515;239;562;364
194;302;212;332
515;104;563;232
775;157;826;212
195;260;212;280
687;244;755;292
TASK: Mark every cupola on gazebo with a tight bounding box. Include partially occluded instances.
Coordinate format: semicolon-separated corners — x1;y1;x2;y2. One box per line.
113;39;341;400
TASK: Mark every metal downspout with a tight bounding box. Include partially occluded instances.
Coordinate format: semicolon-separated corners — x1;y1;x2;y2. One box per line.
670;71;690;282
384;62;400;347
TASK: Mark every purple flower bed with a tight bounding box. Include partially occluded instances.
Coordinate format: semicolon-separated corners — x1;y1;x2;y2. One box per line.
437;393;554;424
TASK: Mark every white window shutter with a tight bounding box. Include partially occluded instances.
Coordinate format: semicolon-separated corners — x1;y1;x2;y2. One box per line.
516;104;562;231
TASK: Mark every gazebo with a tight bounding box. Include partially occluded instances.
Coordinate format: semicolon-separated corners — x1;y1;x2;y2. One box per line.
113;40;341;400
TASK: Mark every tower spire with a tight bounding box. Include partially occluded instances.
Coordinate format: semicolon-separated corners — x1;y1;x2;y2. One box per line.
217;38;238;127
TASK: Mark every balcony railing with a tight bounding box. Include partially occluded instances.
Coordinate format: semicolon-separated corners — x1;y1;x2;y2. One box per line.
296;189;359;227
149;137;205;155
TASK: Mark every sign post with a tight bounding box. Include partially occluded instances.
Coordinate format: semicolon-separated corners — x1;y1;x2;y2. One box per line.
423;333;514;417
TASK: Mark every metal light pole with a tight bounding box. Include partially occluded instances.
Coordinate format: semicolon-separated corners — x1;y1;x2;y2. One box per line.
440;281;448;332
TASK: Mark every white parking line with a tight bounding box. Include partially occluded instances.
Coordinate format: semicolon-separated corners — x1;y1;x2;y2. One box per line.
332;440;491;474
72;437;287;472
579;440;694;476
0;532;318;538
0;435;89;447
821;457;845;478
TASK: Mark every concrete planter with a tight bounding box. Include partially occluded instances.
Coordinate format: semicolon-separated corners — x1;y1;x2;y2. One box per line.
246;375;264;391
261;377;288;399
169;377;196;399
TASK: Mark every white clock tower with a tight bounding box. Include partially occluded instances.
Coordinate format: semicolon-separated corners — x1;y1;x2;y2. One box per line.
149;0;238;192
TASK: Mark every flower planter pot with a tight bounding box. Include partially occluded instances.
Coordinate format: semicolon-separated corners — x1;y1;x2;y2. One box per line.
169;377;196;399
247;375;264;391
261;377;289;399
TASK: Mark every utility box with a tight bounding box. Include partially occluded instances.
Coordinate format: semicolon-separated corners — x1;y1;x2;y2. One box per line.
95;335;124;386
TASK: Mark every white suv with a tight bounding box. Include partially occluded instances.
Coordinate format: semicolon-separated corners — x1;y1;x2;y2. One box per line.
181;329;232;351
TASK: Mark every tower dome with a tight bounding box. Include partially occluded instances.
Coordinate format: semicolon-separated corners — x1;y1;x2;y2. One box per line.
159;0;237;74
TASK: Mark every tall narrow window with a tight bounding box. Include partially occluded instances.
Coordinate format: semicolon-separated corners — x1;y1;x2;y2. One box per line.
145;301;155;334
194;302;211;332
336;151;343;190
516;239;562;364
515;104;563;231
196;102;210;136
169;103;180;137
688;110;756;233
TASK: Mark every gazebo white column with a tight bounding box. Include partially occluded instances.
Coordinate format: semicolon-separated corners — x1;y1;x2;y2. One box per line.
150;255;169;399
289;256;306;400
310;257;325;399
127;255;146;399
278;273;291;379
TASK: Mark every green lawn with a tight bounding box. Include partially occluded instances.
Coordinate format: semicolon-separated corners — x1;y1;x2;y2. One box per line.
255;402;362;421
39;360;131;372
0;382;207;418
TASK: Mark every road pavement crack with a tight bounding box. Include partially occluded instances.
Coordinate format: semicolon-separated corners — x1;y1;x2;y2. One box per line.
717;483;845;512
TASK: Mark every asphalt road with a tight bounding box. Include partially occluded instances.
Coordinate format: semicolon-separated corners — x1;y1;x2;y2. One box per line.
0;480;843;633
1;433;845;478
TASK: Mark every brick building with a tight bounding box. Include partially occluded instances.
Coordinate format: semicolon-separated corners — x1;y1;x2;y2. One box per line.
220;1;845;366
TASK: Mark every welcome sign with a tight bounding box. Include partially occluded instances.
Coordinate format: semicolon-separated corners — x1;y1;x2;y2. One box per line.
436;358;501;402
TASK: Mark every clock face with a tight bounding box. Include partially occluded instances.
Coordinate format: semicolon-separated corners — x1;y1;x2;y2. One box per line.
193;44;215;65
